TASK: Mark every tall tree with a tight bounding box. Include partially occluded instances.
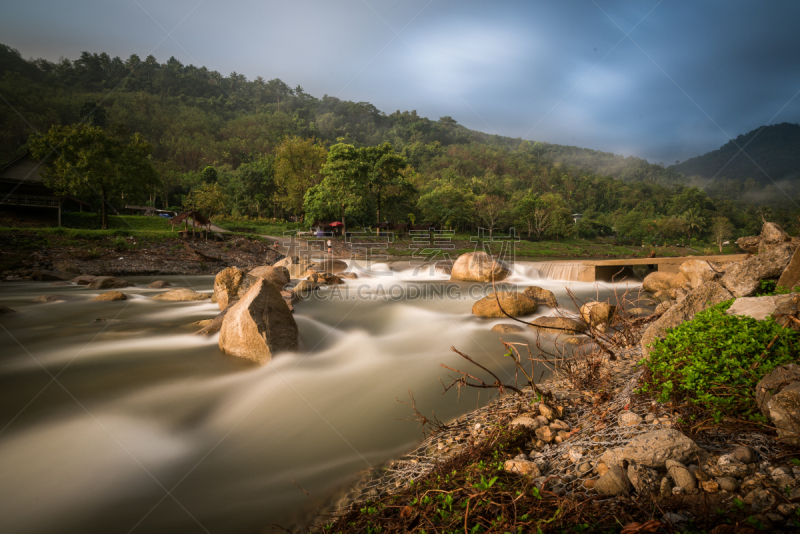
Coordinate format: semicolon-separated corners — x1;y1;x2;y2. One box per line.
362;142;409;227
29;124;159;229
274;136;327;217
306;143;369;235
474;194;508;237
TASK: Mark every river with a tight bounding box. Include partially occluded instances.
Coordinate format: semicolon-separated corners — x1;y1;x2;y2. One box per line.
0;260;641;533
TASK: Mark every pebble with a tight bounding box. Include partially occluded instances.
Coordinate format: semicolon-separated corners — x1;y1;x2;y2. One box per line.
732;445;757;464
618;412;643;427
549;419;570;432
701;480;719;493
716;476;739;492
666;460;697;493
659;477;673;498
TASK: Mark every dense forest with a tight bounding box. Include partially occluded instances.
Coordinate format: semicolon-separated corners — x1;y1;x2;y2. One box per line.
1;44;798;243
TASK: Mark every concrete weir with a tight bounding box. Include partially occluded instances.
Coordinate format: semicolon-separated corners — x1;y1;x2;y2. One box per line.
526;254;749;282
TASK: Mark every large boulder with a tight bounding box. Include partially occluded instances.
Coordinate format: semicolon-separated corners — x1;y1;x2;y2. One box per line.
309;259;348;274
641;281;733;356
529;316;586;334
450;252;510;283
642;271;686;293
755;364;800;417
522;286;559;308
767;382;800;445
580;301;616;326
249;265;290;291
758;222;792;254
777;246;800;291
472;291;538;317
721;243;795;297
92;291;127;302
72;275;97;285
86;276;133;290
725;295;784;321
147;280;171;289
34;269;74;281
679;259;721;289
736;236;760;254
293;280;319;299
150;288;210;301
218;279;299;364
622;429;700;468
273;255;301;269
213;267;245;310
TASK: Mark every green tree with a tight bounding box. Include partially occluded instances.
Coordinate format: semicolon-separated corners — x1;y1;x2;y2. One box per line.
474;194;508;237
29;123;159;229
274;136;327;217
362;142;410;227
184;182;229;221
416;182;476;230
710;216;735;252
682;208;706;239
305;143;369;235
231;156;276;218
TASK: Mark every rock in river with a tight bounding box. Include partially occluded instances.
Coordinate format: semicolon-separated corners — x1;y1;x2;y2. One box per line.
151;288;210;301
528;316;586;334
450;251;509;283
472;291;538;317
92;291;127;302
218;279;299;364
86;276;133;290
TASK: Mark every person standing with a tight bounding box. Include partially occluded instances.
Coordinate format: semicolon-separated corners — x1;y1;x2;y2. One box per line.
327;238;332;255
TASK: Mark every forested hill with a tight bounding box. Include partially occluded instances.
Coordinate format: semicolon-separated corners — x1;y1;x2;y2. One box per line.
672;123;800;184
0;43;674;183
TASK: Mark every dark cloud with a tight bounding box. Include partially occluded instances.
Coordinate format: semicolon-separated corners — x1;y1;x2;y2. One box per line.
1;0;798;163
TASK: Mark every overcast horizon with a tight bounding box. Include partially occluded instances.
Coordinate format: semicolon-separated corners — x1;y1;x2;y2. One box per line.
2;0;799;164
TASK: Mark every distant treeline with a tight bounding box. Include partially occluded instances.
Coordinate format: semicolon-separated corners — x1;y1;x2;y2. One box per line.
1;43;798;242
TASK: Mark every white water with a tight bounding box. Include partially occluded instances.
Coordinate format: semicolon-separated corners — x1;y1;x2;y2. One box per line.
515;261;586;281
0;262;641;533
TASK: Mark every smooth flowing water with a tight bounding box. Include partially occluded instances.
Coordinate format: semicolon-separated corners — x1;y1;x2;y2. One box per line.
0;261;639;533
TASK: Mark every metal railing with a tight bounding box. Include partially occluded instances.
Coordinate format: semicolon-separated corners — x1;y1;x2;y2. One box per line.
0;194;61;207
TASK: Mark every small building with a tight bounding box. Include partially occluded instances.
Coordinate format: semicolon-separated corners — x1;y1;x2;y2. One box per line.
572;213;583;224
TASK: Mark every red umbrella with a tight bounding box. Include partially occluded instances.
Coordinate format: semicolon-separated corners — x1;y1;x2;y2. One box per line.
329;221;344;227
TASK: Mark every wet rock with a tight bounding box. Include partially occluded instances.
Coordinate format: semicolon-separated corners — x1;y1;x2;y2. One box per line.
218;279;299;364
147;280;171;289
86;276;133;290
522;286;559;308
0;305;15;314
755;364;800;417
640;281;733;357
449;251;509;283
732;445;758;464
213;267;245;310
721;243;795;297
249;265;291;291
594;465;631;496
679;259;722;289
339;272;358;280
491;323;524;333
622;429;699;469
472;291;538;318
194;307;232;336
92;291;127;302
628;464;659;494
666;460;697;493
72;275;97;285
33;294;65;303
309;259;348;274
49;281;71;286
580;301;616;326
150;288;210;301
274;255;305;269
529;316;586;334
504;459;541;478
618;412;643;427
293;280;319;298
716;476;739;492
767;381;800;445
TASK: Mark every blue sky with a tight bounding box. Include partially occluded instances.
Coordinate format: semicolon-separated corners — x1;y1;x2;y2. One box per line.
2;0;799;163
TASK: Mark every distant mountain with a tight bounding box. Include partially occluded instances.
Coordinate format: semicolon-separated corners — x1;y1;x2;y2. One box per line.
672;122;800;184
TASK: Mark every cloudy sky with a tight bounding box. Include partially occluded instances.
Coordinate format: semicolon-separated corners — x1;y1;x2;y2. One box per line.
2;0;799;163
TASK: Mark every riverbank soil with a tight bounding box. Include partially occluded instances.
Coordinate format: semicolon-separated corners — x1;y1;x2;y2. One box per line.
0;229;280;277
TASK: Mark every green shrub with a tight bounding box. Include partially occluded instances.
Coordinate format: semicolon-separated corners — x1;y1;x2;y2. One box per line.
639;300;799;422
755;279;800;296
112;237;128;252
